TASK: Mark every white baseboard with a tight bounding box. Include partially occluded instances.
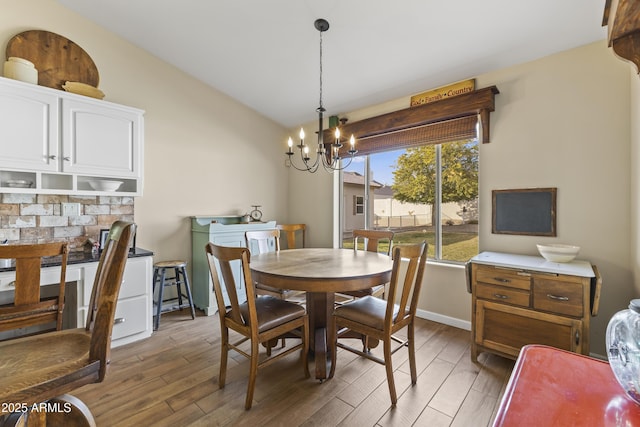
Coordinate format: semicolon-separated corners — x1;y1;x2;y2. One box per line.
416;309;471;331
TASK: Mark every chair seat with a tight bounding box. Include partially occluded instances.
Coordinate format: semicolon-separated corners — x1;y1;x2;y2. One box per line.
0;328;96;403
234;295;306;333
334;295;400;331
255;283;304;300
340;284;385;299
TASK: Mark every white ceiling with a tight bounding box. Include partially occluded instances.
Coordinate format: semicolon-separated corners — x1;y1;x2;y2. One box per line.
56;0;608;128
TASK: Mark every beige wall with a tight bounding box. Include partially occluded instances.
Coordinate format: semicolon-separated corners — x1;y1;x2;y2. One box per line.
0;0;290;264
290;41;634;357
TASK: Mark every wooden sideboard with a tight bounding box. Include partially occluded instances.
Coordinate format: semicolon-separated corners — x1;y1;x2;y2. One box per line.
467;251;602;362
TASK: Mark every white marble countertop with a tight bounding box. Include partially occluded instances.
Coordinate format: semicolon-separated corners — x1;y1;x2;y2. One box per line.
470;251;595;278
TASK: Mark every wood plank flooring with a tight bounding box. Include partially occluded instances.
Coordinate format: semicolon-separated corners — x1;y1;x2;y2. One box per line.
74;310;515;426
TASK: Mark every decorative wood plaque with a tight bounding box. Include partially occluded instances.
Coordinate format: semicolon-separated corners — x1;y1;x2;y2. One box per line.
410;79;475;106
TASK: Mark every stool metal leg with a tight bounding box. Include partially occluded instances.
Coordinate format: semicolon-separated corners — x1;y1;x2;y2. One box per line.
174;267;184;308
154;267;167;331
180;266;196;320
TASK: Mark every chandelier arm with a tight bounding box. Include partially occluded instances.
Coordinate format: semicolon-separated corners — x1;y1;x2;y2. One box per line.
287;154;319;173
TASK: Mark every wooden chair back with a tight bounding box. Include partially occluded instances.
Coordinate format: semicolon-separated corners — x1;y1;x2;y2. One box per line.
85;221;137;380
245;229;280;255
0;221;136;424
386;242;427;328
353;229;394;255
277;224;306;249
205;243;257;332
0;242;69;335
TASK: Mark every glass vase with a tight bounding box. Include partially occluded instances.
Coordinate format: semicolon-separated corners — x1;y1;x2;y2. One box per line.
607;299;640;404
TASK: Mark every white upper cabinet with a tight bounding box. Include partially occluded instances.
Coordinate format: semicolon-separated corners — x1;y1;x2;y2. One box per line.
62;98;141;178
0;77;144;195
0;83;59;171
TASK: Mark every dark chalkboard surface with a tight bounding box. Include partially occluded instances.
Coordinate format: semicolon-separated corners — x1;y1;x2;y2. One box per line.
492;188;556;236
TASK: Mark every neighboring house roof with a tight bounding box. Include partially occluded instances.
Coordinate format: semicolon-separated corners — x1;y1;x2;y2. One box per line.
375;184;394;198
343;171;383;188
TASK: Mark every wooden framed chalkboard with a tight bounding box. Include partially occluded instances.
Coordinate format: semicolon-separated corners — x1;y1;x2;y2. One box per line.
492;188;556;236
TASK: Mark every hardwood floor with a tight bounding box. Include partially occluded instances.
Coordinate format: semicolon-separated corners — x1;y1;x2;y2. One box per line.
74;310;515;426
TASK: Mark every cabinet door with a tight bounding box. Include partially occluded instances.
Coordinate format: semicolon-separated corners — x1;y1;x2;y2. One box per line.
0;83;59;171
475;300;583;358
62;98;142;177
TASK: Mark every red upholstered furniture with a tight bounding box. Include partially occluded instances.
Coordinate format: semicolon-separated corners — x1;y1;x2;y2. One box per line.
493;344;640;426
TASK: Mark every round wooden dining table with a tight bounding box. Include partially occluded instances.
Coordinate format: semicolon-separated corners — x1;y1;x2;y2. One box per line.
249;247;393;380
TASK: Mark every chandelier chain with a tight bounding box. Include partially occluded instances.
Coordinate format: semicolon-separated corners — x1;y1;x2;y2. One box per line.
319;29;323;111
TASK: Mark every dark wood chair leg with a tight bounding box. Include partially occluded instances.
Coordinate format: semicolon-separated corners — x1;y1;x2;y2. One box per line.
383;337;397;405
219;327;229;388
245;339;260;410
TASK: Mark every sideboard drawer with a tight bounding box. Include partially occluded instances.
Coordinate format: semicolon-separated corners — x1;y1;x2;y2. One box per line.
475;265;531;291
476;283;530;308
533;278;584;318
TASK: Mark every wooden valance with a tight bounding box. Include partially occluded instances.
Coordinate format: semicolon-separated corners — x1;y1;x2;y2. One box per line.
603;0;640;74
323;85;499;156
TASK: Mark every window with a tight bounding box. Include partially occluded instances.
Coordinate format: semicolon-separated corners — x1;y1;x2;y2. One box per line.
331;87;497;262
340;138;478;263
354;196;364;215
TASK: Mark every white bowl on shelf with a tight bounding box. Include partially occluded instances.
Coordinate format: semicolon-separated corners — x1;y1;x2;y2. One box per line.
88;180;123;192
5;179;33;188
537;244;580;263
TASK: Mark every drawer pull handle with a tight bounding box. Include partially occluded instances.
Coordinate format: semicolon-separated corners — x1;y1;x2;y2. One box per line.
7;281;15;287
493;277;511;283
493;294;509;299
547;294;569;301
114;317;125;325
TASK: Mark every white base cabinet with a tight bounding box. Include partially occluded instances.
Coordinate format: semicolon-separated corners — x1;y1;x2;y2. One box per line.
0;254;153;347
76;256;153;347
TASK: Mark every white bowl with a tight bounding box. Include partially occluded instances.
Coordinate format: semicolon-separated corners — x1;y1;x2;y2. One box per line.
88;180;123;192
537;244;580;263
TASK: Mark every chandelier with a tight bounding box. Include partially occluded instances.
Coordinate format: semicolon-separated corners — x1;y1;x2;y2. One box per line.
285;19;357;173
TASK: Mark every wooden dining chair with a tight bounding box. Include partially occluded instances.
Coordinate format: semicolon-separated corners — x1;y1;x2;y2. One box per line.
245;229;304;302
205;242;310;410
330;241;427;405
0;221;136;426
0;241;69;338
276;223;306;249
340;229;394;300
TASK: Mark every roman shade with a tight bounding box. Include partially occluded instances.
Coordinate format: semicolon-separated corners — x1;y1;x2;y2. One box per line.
325;86;499;157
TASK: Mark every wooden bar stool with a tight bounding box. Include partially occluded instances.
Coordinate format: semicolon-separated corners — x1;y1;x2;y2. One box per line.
153;260;195;330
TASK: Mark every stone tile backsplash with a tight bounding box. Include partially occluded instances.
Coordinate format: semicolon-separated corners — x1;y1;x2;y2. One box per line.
0;193;134;251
